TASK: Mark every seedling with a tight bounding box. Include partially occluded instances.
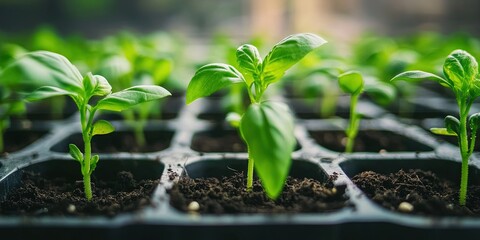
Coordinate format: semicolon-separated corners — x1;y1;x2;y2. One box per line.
338;71;395;153
391;49;480;206
5;51;170;200
186;33;326;199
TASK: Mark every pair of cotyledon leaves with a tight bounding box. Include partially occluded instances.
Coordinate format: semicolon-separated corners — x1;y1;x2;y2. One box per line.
186;33;326;199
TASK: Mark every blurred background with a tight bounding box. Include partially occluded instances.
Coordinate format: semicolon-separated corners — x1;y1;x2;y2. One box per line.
0;0;479;40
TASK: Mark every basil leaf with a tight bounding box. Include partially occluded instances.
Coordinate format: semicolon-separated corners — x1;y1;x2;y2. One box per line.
186;63;245;104
92;120;115;136
443;49;478;92
338;71;364;95
25;86;73;102
430;128;457;136
236;44;261;85
240;101;295;199
445;115;460;136
262;33;326;84
96;85;170;112
469;113;480;134
364;77;396;106
0;51;83;94
69;144;83;162
84;73;112;97
391;70;452;89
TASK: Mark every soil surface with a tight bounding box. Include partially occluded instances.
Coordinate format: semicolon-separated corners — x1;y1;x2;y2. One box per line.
352;169;480;216
1;131;45;156
309;130;433;152
0;171;159;217
191;130;247;152
56;131;172;153
169;172;349;214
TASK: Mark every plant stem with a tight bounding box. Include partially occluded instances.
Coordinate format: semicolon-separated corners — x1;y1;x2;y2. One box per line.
458;102;470;206
80;104;93;200
345;94;360;153
246;156;254;191
320;89;338;118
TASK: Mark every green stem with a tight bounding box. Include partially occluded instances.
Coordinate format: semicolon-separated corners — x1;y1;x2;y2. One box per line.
458;102;470;206
80;104;93;201
133;122;146;147
246;156;254;191
345;94;360;153
320;89;338;118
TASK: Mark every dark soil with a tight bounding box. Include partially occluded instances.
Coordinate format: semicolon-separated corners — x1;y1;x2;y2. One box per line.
352;169;480;216
191;130;247;152
169;172;349;214
52;131;173;153
0;171;159;217
309;130;433;152
1;130;46;155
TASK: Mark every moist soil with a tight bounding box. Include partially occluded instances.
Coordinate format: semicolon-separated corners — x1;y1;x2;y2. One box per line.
169;172;349;214
309;130;433;152
191;130;247;152
0;171;158;217
352;169;480;216
1;131;45;156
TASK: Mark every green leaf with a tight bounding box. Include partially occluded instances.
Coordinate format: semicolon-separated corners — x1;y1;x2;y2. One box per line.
96;85;171;112
226;112;241;128
92;120;115;136
89;155;100;175
0;51;83;93
443;49;478;92
97;55;132;80
25;86;72;102
240;101;295;199
445;115;460;136
364;77;396;106
391;70;452;89
338;71;364;95
262;33;327;84
430;128;457;136
84;72;112;97
236;44;261;85
469;113;480;133
186;63;245;104
69;144;83;162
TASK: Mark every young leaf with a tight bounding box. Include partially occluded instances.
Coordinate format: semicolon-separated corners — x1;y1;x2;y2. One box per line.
186;63;245;104
84;73;112;97
92;120;115;136
338;71;364;95
430;128;457;136
25;86;73;102
236;44;262;81
89;155;100;175
226;112;241;128
443;50;478;91
262;33;326;84
364;78;396;106
391;70;452;89
69;144;83;162
445;115;460;136
0;51;83;93
469;113;480;133
239;101;295;199
95;85;171;112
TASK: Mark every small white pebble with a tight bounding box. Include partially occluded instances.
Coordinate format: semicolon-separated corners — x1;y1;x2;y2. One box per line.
331;187;337;194
398;202;414;213
188;201;200;212
379;149;387;154
67;204;76;213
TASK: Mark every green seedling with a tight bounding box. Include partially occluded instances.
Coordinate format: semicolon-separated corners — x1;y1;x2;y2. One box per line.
339;71;395;153
186;33;326;199
97;49;173;146
4;51;170;200
392;49;480;206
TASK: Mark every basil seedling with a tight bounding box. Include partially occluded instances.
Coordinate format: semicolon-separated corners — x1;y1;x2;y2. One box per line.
6;51;171;200
186;33;326;199
339;71;395;153
391;49;480;205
